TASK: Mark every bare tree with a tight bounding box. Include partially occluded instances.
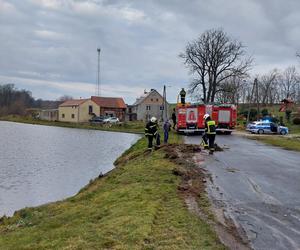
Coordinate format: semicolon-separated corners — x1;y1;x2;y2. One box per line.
278;66;299;100
215;75;249;104
180;28;252;103
257;69;279;105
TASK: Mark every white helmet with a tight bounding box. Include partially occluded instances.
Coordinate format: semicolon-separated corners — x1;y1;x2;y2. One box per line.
150;117;157;123
203;114;210;120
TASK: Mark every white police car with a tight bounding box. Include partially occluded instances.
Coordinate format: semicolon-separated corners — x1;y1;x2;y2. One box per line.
246;121;289;135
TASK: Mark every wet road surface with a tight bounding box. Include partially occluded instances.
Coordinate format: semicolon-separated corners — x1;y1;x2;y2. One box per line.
185;134;300;250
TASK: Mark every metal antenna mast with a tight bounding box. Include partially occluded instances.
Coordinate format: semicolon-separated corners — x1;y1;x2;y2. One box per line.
97;48;101;96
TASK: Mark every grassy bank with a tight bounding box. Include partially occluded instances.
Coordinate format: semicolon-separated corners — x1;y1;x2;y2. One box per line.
0;135;225;249
247;134;300;152
0;115;145;134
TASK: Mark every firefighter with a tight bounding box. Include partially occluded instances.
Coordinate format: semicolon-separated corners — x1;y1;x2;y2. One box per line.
179;88;186;105
163;119;171;144
145;117;160;149
171;108;177;129
202;114;216;154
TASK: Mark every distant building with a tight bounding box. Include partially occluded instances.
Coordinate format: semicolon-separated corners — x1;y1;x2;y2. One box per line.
58;96;127;123
59;99;99;123
40;109;58;121
91;96;127;121
128;89;168;121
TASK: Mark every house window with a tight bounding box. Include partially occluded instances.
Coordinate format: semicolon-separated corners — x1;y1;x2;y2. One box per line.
62;114;65;118
71;114;75;119
146;105;151;111
151;98;153;101
156;98;159;102
89;105;93;114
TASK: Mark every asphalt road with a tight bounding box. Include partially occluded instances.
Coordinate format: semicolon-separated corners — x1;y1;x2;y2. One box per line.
185;134;300;250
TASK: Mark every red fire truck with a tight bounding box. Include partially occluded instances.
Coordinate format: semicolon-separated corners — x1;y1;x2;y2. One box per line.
176;103;237;134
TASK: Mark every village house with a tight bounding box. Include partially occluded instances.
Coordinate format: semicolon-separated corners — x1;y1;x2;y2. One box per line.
59;99;99;123
58;96;127;123
40;109;59;121
127;89;168;121
91;96;127;121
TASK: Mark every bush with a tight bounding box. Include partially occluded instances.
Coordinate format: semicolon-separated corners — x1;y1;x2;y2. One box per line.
261;109;269;117
286;110;292;122
239;109;257;121
293;117;300;125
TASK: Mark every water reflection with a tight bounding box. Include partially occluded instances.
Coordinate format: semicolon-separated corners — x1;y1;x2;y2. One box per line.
0;121;140;216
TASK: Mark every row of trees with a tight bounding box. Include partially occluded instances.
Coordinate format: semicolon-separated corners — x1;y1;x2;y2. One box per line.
181;28;300;105
215;66;300;105
0;84;35;116
0;84;65;116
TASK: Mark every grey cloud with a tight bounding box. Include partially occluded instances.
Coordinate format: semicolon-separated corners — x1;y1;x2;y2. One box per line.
0;0;300;103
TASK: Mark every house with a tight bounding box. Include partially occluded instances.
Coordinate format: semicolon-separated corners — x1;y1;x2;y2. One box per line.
128;89;168;121
59;99;99;123
40;109;59;121
91;96;127;121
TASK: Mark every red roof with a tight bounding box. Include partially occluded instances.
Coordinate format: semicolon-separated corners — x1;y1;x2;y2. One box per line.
91;96;126;109
59;99;88;107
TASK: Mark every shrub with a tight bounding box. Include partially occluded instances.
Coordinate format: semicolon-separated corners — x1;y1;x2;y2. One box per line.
293;117;300;125
261;109;269;117
279;116;285;126
285;110;292;122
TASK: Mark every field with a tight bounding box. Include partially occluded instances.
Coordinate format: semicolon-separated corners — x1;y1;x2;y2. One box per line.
0;115;145;134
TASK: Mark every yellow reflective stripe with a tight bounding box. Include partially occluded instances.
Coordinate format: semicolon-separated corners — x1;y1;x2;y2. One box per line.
207;121;215;126
206;120;216;134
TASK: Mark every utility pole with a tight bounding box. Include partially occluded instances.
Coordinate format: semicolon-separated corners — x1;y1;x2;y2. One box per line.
246;78;258;124
163;85;168;122
255;78;260;120
97;48;101;96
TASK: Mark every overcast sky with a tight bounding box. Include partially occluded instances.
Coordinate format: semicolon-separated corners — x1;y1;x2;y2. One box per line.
1;0;300;103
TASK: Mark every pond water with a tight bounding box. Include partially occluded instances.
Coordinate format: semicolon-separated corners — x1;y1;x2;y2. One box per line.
0;121;140;216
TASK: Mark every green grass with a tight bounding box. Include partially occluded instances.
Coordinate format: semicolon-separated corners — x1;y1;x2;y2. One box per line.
0;135;225;250
249;135;300;152
0;115;145;134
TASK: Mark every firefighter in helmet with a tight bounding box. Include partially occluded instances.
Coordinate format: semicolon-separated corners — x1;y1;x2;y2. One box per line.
179;88;186;105
145;117;160;149
202;114;216;154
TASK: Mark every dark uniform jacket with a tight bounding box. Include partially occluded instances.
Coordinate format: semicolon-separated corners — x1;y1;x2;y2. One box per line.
145;121;158;137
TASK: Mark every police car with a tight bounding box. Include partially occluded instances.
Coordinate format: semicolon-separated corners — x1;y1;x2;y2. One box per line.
246;121;289;135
